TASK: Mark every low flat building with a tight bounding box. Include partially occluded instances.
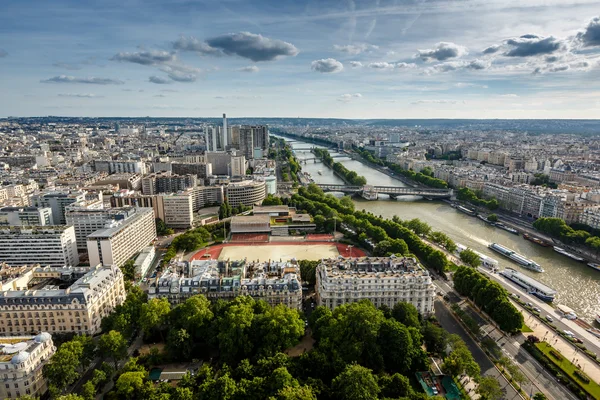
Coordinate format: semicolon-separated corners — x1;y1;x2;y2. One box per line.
0;332;55;399
316;256;435;315
0;265;126;335
230;215;271;234
147;259;302;309
134;246;155;279
87;208;156;268
0;206;53;226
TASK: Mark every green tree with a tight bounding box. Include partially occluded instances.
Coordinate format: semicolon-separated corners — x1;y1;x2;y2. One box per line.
115;371;148;400
298;260;318;285
253;305;304;357
533;393;548;400
459;248;481;268
121;259;136;281
377;319;414;373
422;321;448;354
217;296;256;363
391;302;420;328
331;364;380;400
272;385;316;400
139;298;171;339
263;194;283;206
379;373;413;398
98;330;128;369
406;218;432;236
441;336;480;379
476;376;503;400
487;214;498;222
43;339;84;394
82;381;96;400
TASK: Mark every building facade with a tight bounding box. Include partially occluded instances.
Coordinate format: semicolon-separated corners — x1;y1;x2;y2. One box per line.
225;180;266;207
0;333;55;399
93;160;147;175
65;206;138;250
141;172;197;195
0;265;126;335
316;256;435;315
30;191;86;225
0;226;79;267
0;207;53;226
87;208;156;268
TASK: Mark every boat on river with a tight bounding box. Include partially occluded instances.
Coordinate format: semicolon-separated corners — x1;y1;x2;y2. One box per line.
499;268;556;302
553;246;585;262
523;233;551;247
494;223;519;235
456;205;476;216
477;215;494;225
587;262;600;272
488;243;544;272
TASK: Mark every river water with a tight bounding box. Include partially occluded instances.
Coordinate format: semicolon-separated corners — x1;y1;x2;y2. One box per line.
284;138;600;323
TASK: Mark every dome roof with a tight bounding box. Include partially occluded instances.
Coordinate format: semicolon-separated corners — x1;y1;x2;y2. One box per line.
34;332;51;343
11;351;30;364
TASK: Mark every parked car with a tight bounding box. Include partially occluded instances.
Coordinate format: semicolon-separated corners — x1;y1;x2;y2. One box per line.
533;307;541;313
545;315;554;322
526;302;533;307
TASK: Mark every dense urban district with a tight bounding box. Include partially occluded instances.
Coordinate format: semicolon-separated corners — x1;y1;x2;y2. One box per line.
0;116;599;400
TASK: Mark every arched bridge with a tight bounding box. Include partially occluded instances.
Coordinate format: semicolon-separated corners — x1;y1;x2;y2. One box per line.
316;184;453;198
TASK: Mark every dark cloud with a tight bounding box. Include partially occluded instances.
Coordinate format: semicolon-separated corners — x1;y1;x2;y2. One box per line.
41;75;124;85
504;35;562;57
238;65;259;73
149;76;172;84
173;36;223;55
417;42;467;61
424;59;489;74
465;59;490;70
545;55;560;63
577;16;600;47
0;49;7;58
311;58;344;73
205;32;299;62
482;45;500;54
349;61;363;68
111;50;175;65
57;93;102;98
53;62;82;70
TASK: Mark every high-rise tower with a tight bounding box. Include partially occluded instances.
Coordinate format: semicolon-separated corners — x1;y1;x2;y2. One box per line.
222;113;228;148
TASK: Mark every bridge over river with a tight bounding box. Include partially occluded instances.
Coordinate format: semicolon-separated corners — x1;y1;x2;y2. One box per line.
316;184;453;199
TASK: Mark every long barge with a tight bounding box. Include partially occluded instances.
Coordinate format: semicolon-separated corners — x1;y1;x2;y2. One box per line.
488;243;544;272
553;246;585;262
523;233;552;247
499;268;556;302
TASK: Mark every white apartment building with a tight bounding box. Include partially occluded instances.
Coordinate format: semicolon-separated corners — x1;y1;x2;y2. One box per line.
87;208;156;268
0;207;53;226
225;180;266;207
0;265;126;335
30;191;86;225
579;207;600;230
0;226;79;267
65;206;139;250
93;160;147;175
133;246;155;278
0;333;55;399
163;193;194;228
316;256;435;315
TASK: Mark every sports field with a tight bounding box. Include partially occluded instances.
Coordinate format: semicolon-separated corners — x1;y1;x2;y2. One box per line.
219;244;339;262
191;241;366;262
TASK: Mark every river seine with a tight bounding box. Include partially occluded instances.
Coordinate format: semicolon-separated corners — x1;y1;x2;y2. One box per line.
284;138;600;323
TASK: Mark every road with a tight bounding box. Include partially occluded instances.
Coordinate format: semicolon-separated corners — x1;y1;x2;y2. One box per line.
434;299;522;399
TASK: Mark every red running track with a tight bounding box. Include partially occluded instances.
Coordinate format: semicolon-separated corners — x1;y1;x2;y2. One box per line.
190;241;366;261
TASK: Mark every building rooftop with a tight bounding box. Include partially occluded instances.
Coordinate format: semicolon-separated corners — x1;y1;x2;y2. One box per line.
87;207;153;239
0;333;52;364
319;256;431;280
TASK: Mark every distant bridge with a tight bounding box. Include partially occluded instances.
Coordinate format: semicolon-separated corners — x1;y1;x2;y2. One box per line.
316;184;453;198
300;154;347;163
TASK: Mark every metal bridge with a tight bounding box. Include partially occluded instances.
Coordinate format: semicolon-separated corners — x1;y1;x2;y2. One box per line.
315;184;453;198
300;154;346;163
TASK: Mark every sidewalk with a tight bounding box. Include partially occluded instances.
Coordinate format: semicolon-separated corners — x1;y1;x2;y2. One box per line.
516;302;600;382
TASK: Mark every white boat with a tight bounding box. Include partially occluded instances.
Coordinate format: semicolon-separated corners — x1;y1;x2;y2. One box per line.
499;268;556;302
588;262;600;272
553;246;585;262
488;243;544;272
455;243;499;271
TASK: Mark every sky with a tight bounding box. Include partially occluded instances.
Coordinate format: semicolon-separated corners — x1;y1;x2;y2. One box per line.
1;0;600;119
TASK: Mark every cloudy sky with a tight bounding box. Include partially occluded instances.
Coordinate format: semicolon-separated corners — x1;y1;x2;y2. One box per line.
1;0;600;118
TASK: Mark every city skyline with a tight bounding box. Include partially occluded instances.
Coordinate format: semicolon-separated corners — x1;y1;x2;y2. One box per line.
1;0;600;118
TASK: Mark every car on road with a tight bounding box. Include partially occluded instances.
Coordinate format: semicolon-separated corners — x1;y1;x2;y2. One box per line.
533;307;541;313
511;293;520;299
545;315;554;322
526;302;533;307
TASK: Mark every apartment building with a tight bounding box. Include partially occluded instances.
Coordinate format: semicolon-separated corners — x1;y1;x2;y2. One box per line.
0;226;79;267
93;160;147;175
171;162;212;179
65;206;138;250
316;256;435;315
0;265;126;335
0;333;55;399
163;193;194;228
87;208;156;268
225;180;266;207
147;260;302;309
141;172;197;195
0;207;53;226
30;191;86;225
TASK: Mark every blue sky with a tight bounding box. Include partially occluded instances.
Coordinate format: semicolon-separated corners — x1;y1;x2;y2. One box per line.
1;0;600;118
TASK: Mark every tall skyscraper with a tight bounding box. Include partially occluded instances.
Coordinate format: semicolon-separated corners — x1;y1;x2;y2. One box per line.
222;113;228;148
239;125;269;159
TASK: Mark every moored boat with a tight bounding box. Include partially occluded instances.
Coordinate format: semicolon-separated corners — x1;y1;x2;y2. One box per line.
457;206;476;216
488;243;544;272
553;246;585;262
588;262;600;272
499;268;556;302
523;233;551;247
596;313;600;325
494;223;519;234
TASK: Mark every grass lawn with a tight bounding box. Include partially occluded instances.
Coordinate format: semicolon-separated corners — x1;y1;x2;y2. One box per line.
521;323;533;333
536;342;600;399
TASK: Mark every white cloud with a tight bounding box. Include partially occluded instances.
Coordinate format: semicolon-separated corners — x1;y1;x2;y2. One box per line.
333;43;378;55
311;58;344;73
338;93;362;102
417;42;468;61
